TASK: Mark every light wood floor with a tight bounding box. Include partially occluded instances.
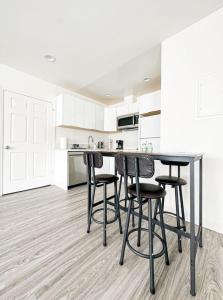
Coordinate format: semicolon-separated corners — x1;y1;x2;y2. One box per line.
0;185;222;300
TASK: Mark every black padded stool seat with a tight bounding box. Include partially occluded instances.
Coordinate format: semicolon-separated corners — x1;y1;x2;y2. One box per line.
95;174;118;184
155;175;187;186
128;183;166;199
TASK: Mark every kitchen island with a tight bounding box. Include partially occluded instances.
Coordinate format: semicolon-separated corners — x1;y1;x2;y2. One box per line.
84;149;203;296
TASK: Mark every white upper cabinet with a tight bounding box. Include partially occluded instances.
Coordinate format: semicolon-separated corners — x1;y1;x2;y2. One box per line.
116;102;139;117
116;102;139;116
56;94;106;131
83;100;95;129
104;106;117;132
129;102;139;114
95;104;104;131
139;90;161;114
73;97;85;128
56;94;84;128
116;104;129;116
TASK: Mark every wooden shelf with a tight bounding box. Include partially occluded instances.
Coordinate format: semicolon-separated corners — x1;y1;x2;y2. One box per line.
140;110;161;117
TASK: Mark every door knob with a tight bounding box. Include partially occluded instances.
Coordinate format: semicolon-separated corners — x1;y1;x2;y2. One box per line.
4;145;10;149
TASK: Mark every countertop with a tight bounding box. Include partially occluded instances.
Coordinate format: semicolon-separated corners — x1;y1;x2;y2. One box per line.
57;148;203;161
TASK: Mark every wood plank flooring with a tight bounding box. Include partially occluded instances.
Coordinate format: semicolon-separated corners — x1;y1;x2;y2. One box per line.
0;185;222;300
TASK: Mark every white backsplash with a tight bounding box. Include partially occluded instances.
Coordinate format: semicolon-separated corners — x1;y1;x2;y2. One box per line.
109;130;139;150
56;127;109;149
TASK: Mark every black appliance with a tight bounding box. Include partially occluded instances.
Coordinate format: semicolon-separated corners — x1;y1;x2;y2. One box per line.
116;140;124;150
117;113;139;130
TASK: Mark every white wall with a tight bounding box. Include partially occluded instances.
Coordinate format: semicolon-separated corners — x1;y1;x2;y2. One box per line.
161;8;223;234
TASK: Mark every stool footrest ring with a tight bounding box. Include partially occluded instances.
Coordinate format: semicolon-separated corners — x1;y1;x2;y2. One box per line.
156;210;184;221
126;228;165;260
119;198;140;210
92;208;118;225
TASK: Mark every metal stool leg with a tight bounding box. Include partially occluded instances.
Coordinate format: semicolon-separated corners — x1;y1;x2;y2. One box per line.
87;184;96;233
132;200;135;227
118;176;125;207
114;181;123;234
130;176;135;227
175;186;182;253
159;199;169;265
152;184;164;235
137;201;142;247
119;199;132;265
152;198;159;236
103;183;107;247
179;185;186;232
148;199;155;294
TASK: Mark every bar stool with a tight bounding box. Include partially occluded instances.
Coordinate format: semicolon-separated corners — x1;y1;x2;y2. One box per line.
84;152;122;246
155;161;189;253
116;153;169;294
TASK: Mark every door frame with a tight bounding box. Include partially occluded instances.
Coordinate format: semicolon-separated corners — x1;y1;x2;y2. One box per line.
0;87;3;196
0;88;56;196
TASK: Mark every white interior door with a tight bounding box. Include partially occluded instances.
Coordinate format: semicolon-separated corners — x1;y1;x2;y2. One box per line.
3;91;53;194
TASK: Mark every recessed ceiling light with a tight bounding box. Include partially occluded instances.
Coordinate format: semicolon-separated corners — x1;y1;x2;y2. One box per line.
143;77;151;82
105;93;111;97
44;54;56;62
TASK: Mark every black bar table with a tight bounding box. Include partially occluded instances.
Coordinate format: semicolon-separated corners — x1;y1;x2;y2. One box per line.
84;150;203;296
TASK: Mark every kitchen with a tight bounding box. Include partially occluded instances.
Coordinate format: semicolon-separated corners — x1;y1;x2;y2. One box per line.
0;1;223;299
54;91;160;190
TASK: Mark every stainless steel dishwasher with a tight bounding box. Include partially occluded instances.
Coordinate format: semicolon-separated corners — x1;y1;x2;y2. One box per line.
68;152;87;187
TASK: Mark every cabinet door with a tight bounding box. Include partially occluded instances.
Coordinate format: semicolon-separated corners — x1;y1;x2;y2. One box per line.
104;107;117;131
140;115;160;138
73;97;84;128
116;104;129;116
56;94;84;128
128;102;139;114
139;90;161;114
84;100;95;129
95;104;104;131
57;94;74;126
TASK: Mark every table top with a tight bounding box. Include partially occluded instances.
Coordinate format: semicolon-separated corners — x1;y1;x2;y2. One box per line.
83;149;203;162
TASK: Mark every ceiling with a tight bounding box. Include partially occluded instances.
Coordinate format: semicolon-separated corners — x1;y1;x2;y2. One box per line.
0;0;223;104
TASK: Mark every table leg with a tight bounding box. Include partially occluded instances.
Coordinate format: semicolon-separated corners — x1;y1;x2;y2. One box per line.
87;165;91;225
190;160;196;296
199;158;203;248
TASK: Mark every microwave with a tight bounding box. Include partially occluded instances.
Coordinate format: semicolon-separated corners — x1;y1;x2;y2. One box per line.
117;113;139;130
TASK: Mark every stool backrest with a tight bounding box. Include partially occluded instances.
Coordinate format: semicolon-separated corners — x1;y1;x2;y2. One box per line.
83;152;103;169
116;153;154;201
161;160;189;177
116;153;154;178
83;152;103;184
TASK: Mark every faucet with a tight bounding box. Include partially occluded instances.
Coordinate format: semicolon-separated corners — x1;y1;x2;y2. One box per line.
88;135;94;149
